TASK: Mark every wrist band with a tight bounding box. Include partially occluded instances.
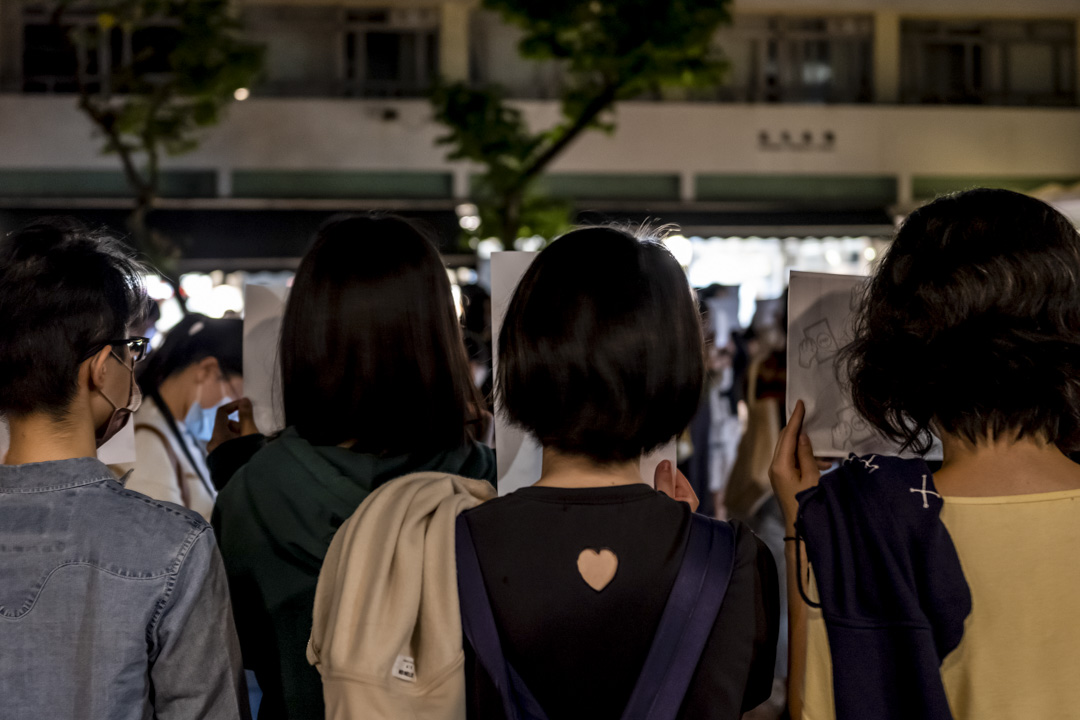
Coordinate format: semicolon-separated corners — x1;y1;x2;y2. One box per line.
783;536;797;542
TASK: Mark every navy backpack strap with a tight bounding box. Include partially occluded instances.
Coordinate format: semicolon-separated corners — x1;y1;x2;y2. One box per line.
456;514;549;720
620;514;737;720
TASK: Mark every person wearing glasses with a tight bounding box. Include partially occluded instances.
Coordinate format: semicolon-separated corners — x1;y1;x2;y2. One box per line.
0;220;249;719
122;314;243;520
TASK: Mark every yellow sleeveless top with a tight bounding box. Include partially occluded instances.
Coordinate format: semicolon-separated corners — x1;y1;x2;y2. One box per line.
802;488;1080;720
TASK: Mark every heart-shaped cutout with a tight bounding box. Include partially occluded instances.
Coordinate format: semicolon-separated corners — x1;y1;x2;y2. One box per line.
577;548;618;592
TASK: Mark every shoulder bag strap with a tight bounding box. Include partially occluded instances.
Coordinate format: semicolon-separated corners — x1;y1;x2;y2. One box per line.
456;514;549;720
151;393;216;501
134;423;189;509
620;514;737;720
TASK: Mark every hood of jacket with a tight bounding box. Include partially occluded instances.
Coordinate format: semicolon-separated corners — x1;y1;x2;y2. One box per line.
220;426;496;573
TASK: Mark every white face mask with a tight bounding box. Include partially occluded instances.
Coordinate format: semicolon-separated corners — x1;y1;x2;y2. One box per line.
95;351;142;448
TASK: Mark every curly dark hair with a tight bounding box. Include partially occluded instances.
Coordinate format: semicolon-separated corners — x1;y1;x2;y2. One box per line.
841;188;1080;453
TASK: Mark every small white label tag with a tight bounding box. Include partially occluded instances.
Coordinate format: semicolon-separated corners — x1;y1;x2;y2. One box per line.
392;655;416;683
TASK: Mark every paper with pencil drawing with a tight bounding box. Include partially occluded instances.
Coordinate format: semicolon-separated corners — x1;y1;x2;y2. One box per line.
786;270;942;460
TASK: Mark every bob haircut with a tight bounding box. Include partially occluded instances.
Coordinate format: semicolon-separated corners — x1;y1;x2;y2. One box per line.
280;213;480;455
842;188;1080;453
137;313;243;397
497;226;705;464
0;218;146;418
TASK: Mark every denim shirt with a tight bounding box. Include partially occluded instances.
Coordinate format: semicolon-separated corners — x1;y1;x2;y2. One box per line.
0;457;249;720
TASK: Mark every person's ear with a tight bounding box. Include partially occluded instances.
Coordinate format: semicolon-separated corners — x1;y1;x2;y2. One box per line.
654;459;700;511
87;346;113;392
194;356;219;384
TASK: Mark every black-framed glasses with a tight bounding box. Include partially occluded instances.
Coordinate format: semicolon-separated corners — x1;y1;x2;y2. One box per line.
83;337;150;364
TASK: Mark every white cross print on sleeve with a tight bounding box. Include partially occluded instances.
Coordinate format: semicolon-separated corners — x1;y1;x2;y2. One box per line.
910;474;941;509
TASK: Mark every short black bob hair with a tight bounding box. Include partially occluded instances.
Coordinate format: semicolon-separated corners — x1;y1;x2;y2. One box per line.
841;188;1080;453
497;226;705;464
280;213;480;455
0;218;146;418
137;313;243;397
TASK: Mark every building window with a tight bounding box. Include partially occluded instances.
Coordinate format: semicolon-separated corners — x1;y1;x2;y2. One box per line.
343;8;439;97
712;15;874;104
468;10;565;100
243;6;342;97
21;5;178;94
901;19;1077;106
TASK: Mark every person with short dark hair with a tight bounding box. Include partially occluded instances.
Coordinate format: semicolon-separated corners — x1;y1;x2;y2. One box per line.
461;227;779;718
0;219;248;719
771;189;1080;720
122;313;243;519
211;214;497;719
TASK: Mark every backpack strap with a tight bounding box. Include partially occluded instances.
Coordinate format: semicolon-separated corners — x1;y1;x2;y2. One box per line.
456;512;737;720
619;513;736;720
135;423;189;509
456;514;549;720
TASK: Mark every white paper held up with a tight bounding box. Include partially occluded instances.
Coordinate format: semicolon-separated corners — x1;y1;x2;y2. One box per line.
243;283;290;435
786;270;942;460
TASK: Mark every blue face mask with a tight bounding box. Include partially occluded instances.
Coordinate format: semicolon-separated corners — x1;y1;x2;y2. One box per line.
184;396;233;445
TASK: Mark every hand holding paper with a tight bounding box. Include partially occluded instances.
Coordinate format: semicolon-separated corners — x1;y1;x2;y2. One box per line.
768;399;821;533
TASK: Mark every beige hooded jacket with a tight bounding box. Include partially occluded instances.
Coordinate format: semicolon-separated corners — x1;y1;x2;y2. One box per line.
307;471;497;720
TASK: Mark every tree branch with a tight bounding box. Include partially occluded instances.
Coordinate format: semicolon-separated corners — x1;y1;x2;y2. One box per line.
76;95;151;201
512;80;620;193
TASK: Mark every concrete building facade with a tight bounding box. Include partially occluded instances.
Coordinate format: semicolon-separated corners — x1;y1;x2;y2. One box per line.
0;0;1078;271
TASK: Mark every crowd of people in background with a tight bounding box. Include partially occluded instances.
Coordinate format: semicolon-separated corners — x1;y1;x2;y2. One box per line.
1;187;1079;720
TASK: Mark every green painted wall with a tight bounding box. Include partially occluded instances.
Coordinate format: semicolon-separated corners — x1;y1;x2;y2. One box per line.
0;169;217;198
696;174;897;204
467;173;681;201
539;173;681;201
232;170;453;199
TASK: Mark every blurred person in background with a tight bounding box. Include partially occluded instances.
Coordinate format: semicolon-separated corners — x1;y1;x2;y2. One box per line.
726;298;790;524
681;299;747;519
131;299;162;347
210;214;497;719
772;189;1080;720
681;300;719;517
461;283;495;410
121;313;242;520
0;220;248;719
464;333;496;445
707;331;747;520
724;298;793;719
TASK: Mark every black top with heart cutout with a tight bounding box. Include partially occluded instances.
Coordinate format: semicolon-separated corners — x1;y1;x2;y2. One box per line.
461;483;778;720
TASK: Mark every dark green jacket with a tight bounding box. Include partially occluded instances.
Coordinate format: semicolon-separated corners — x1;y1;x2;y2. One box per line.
211;427;496;719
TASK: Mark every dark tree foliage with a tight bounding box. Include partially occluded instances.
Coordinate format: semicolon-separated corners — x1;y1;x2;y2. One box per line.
433;0;732;245
55;0;263;286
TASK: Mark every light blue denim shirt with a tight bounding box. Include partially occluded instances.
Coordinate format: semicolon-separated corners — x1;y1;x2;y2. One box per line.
0;457;249;720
